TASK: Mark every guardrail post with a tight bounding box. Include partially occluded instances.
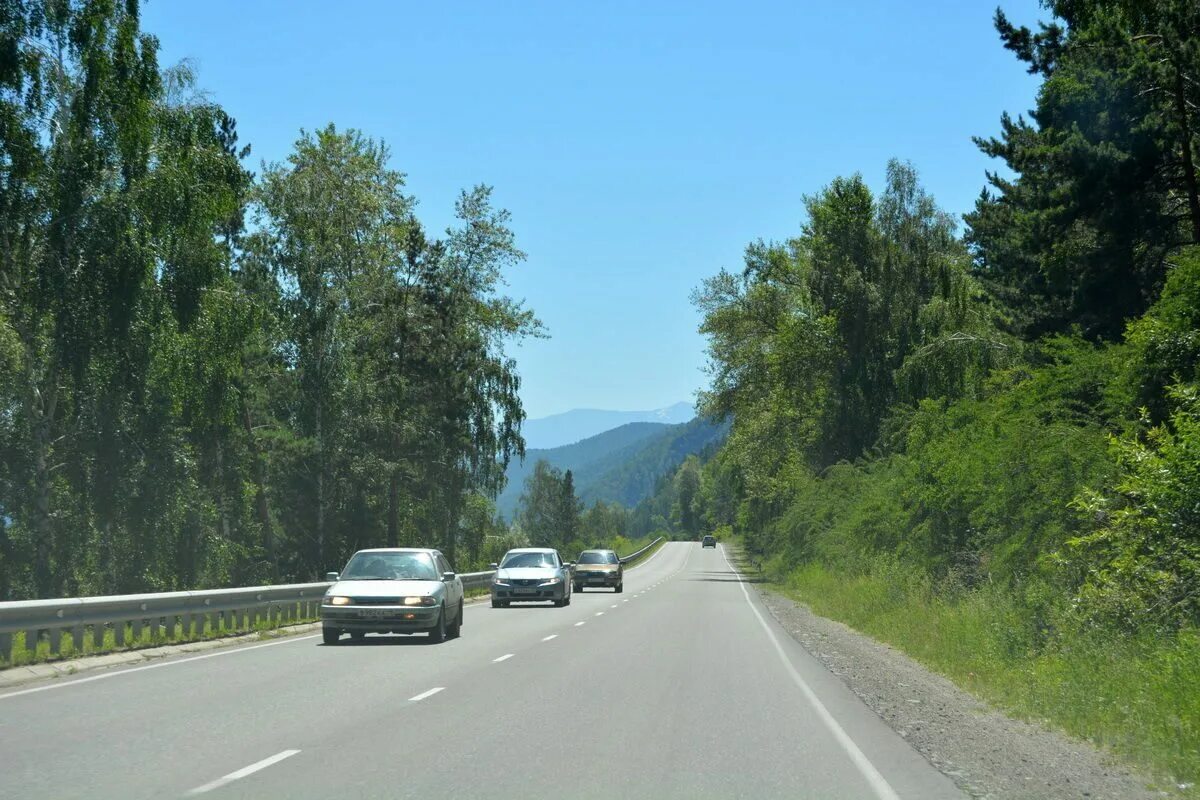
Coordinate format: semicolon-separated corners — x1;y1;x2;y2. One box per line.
132;617;143;644
23;628;37;657
114;620;125;648
48;628;61;656
0;632;11;664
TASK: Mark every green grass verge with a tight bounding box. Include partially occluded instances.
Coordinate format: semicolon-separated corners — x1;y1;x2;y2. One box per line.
756;551;1198;794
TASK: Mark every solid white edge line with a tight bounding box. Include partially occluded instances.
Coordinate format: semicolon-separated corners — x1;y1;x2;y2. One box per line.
0;635;322;701
720;545;902;800
542;634;557;641
186;749;300;796
408;687;444;702
493;654;514;663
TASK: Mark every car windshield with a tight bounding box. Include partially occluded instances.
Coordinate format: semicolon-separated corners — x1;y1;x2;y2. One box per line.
501;552;557;568
578;551;618;564
341;552;438;581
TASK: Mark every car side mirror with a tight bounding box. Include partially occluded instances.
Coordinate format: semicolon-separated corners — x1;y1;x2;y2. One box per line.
442;571;456;581
324;572;339;581
489;563;499;570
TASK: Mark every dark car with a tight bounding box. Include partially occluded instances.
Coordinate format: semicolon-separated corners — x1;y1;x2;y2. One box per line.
573;549;623;593
701;535;716;548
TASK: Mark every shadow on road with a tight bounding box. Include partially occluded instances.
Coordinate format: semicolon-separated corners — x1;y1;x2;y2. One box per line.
320;634;440;647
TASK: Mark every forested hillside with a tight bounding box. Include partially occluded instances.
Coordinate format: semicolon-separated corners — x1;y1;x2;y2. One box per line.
0;2;537;598
497;416;726;517
645;1;1200;783
495;422;670;517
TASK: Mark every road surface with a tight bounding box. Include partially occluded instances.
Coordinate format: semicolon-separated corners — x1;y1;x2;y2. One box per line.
0;542;963;799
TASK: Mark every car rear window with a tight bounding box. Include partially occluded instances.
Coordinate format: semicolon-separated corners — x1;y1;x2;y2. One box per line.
342;552;437;580
578;551;618;564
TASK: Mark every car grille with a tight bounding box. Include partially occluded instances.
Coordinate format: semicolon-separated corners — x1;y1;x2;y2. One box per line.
352;597;402;605
513;579;539;587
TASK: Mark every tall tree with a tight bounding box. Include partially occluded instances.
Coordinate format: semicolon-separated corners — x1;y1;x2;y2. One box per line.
966;0;1200;339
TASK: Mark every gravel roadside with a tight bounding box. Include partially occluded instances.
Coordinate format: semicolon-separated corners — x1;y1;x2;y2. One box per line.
756;584;1168;799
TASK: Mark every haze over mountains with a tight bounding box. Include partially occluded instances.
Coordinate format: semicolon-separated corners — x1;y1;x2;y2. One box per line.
521;402;695;450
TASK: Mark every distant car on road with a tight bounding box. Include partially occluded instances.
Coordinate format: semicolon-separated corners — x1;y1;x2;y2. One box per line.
321;548;464;645
573;549;623;593
701;535;716;548
491;548;572;607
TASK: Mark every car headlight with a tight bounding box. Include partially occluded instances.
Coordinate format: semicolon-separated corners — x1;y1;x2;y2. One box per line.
403;596;437;606
492;576;509;586
540;577;561;586
326;596;352;606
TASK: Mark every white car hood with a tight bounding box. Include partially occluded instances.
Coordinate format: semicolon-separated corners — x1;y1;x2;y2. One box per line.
496;567;559;581
329;579;442;598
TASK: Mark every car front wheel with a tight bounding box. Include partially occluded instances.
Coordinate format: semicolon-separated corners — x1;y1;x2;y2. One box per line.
428;607;446;643
322;627;341;645
449;602;463;638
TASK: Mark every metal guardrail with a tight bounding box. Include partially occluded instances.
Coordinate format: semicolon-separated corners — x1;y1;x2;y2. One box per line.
0;537;665;665
618;536;664;564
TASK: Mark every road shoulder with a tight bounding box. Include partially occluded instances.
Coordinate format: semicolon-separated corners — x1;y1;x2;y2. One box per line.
756;585;1166;800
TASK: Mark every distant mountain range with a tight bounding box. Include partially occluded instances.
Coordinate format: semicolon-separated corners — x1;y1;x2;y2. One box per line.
520;402;695;450
497;414;728;519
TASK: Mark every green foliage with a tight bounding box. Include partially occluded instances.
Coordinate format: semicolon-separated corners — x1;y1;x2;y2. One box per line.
0;2;537;598
966;1;1200;339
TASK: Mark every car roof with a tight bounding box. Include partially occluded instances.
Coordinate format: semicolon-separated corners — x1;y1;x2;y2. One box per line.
580;548;616;553
352;548;437;555
504;547;556;554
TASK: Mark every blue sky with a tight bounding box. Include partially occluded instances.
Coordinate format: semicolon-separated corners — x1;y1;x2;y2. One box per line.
144;0;1044;419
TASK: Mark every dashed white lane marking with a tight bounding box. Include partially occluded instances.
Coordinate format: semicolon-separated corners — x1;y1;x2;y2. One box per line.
594;612;605;617
186;749;300;796
493;654;514;663
622;599;629;603
408;687;445;702
574;621;586;627
0;634;322;701
542;634;558;641
720;545;900;800
611;604;618;608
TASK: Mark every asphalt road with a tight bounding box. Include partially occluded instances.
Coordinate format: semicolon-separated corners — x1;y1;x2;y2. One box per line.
0;543;963;799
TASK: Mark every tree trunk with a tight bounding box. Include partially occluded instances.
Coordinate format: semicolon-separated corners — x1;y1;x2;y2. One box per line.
387;469;400;548
315;400;326;576
30;379;57;599
240;394;276;581
1175;67;1200;243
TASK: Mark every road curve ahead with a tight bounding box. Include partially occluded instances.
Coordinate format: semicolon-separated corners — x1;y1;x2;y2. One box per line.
0;543;963;799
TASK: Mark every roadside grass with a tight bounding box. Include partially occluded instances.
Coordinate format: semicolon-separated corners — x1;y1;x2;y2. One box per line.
753;550;1199;794
1;613;316;669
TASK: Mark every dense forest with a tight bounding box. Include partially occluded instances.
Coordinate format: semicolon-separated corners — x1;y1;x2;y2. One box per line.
0;0;539;598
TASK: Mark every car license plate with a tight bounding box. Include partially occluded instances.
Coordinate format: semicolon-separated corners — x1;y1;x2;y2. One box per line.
514;587;536;595
589;576;605;583
358;608;392;618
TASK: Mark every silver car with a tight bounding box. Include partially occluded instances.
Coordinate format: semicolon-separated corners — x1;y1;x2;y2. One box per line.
490;547;573;607
321;548;464;645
